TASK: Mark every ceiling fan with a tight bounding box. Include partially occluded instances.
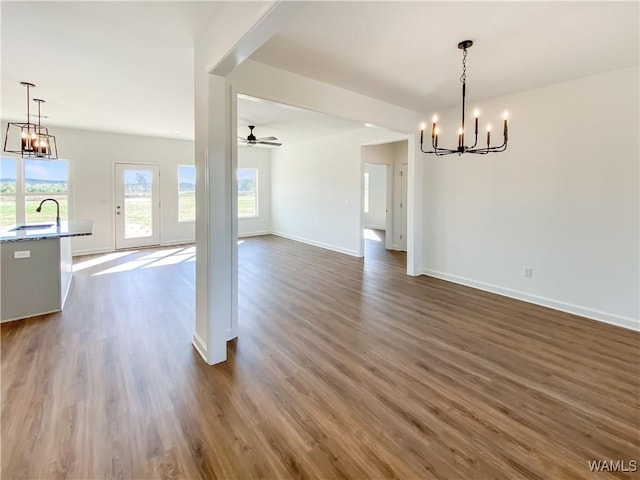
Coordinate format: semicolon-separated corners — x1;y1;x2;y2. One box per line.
238;125;281;146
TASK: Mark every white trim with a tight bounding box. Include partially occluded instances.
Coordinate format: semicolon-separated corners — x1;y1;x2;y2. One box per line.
60;276;72;309
365;224;386;231
1;309;60;323
72;246;113;257
271;231;360;257
422;268;640;332
192;333;208;361
72;240;195;257
238;230;271;238
161;239;195;247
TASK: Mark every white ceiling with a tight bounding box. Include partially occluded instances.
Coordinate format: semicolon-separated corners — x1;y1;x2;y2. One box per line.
252;1;640;112
1;2;638;141
237;94;366;146
1;1;221;139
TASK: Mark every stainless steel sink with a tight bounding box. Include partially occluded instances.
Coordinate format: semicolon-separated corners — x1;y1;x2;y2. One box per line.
10;223;54;231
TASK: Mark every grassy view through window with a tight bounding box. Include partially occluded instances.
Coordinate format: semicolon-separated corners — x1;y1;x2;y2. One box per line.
237;168;258;217
1;158;68;228
178;165;196;222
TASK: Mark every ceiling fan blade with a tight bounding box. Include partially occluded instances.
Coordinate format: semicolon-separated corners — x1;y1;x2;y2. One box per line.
257;141;282;146
257;136;278;141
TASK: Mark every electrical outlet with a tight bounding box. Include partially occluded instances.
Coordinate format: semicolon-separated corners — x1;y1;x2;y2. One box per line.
523;267;533;278
14;250;30;259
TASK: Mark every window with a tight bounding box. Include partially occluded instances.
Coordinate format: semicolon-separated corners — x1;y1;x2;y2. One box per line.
0;158;17;228
363;172;370;214
178;165;196;222
0;157;69;228
237;168;258;218
24;159;68;224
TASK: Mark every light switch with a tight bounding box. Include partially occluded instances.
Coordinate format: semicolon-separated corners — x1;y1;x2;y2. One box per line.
14;250;31;259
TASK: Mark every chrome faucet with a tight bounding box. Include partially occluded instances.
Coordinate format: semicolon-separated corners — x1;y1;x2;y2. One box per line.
36;198;60;226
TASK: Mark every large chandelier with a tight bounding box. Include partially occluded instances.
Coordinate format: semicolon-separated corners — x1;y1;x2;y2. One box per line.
420;40;508;155
3;82;59;159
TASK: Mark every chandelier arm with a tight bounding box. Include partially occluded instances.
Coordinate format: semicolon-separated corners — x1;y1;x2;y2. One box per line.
468;143;506;154
421;144;458;155
435;148;458;156
466;148;489;155
468;131;478;149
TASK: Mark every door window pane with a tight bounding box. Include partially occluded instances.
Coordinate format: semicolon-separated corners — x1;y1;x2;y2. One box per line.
178;165;195;222
237;168;258;218
124;169;153;238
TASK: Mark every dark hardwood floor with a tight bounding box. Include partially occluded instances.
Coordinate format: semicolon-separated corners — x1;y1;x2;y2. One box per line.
2;234;639;479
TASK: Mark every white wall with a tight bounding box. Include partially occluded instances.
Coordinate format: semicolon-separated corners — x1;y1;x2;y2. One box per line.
422;66;639;329
364;163;387;230
238;146;271;236
0;124;195;255
271;127;408;256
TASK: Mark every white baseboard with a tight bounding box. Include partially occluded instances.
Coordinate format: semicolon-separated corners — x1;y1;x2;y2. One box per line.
1;308;60;323
271;231;359;257
72;246;113;257
73;239;195;257
238;230;271;238
365;224;386;231
161;238;195;247
192;333;208;362
422;268;639;332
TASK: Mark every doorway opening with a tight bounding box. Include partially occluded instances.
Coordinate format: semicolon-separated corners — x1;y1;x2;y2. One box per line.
361;140;409;267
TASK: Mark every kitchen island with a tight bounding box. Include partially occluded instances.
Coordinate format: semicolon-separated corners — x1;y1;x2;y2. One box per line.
0;220;93;322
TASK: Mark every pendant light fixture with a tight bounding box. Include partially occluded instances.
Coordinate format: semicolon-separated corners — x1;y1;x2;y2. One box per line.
3;81;59;159
420;40;508;155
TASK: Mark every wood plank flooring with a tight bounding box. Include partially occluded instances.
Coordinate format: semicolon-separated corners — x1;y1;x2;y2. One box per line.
1;233;639;479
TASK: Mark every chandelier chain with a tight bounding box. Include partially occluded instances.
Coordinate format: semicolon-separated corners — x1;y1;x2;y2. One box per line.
460;48;467;84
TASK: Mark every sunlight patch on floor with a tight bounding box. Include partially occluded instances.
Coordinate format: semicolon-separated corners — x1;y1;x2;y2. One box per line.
90;246;196;276
364;228;382;242
73;251;136;272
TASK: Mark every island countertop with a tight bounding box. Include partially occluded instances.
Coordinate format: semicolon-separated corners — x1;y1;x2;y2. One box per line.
0;220;94;243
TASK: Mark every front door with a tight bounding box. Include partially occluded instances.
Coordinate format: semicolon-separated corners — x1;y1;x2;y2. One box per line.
115;163;160;249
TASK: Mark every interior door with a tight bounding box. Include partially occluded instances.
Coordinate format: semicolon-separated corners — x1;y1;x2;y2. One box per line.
115;163;160;249
400;163;408;251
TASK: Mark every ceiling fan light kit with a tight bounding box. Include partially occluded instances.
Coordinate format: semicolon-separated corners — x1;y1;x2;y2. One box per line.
3;81;59;159
420;40;508;156
238;125;282;147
